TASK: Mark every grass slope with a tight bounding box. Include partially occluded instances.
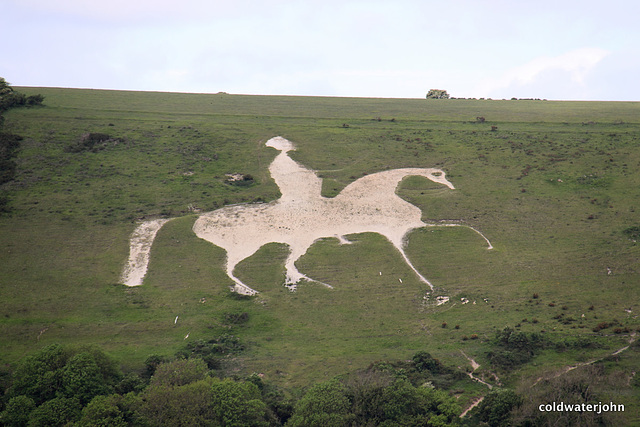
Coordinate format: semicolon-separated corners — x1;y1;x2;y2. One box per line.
1;88;638;409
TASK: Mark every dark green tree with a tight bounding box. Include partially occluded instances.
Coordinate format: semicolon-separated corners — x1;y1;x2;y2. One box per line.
26;397;81;427
412;351;443;374
210;379;269;427
0;132;23;185
346;370;394;424
0;77;44;112
149;358;209;387
0;395;36;427
77;394;137;427
142;354;168;379
0;77;13;97
6;345;121;406
286;379;352;427
137;379;216;426
378;380;460;426
471;389;522;427
7;344;71;404
426;89;450;99
61;352;112;404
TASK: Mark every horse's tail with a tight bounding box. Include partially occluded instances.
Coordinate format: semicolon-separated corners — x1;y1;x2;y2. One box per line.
120;218;172;286
425;223;493;249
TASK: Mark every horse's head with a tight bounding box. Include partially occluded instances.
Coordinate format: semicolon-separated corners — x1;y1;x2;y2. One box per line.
398;168;455;190
423;169;455;190
266;136;295;152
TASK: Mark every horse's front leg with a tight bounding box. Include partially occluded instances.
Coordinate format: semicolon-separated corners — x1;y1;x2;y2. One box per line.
283;242;333;291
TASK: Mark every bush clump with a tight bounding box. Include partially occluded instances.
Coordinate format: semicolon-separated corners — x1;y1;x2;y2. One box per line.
175;334;245;369
487;327;545;370
66;132;124;153
623;226;640;241
0;132;22;185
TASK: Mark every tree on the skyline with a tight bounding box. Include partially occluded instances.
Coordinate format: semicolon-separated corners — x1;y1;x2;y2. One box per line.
426;89;450;99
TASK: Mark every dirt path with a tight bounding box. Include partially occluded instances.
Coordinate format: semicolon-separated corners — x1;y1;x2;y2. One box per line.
532;332;637;387
460;396;485;418
460;350;495;389
459;350;503;418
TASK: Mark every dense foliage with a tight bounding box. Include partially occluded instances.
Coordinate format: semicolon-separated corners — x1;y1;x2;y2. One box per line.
426;89;450;99
0;77;44;212
0;78;44;114
5;342;631;426
486;327;546;370
0;344;471;426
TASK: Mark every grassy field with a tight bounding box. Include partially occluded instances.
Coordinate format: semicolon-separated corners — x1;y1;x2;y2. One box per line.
1;88;639;411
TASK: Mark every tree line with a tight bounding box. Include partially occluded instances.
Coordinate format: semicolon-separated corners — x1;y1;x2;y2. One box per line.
0;78;44;213
0;344;465;426
1;333;630;426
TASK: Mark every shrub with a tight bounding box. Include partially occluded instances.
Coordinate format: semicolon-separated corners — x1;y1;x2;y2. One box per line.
66;132;124;153
224;312;249;325
412;351;442;374
27;397;82;426
143;354;169;379
471;389;522;426
0;395;36;426
175;334;245;369
488;328;545;370
623;226;640;241
62;352;113;404
0;132;22;185
287;380;352;427
149;358;209;387
26;94;45;106
426;89;450;99
210;379;269;426
225;173;255;187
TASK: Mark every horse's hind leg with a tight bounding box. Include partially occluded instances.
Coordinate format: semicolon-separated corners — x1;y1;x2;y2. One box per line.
392;243;434;290
121;218;172;286
223;247;262;296
226;260;259;296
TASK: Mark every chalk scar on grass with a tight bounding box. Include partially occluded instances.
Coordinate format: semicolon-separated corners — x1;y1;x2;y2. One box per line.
120;219;171;287
121;136;493;295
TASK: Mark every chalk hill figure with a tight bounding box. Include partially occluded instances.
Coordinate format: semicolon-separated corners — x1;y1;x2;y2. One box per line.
121;136;492;295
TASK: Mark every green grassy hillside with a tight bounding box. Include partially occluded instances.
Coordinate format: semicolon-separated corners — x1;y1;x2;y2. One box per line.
1;88;639;415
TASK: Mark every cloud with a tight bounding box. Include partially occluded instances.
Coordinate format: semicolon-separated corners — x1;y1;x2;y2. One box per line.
582;49;640;101
477;47;610;99
8;0;302;27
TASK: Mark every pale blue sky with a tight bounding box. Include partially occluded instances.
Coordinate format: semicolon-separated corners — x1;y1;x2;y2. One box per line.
2;0;639;100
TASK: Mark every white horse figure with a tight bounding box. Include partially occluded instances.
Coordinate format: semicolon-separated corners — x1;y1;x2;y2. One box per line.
121;136;492;295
